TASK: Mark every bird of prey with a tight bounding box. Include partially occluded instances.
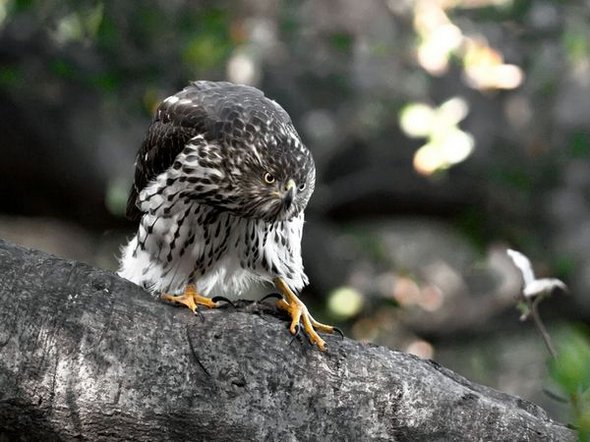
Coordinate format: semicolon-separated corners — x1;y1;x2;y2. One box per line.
119;81;335;350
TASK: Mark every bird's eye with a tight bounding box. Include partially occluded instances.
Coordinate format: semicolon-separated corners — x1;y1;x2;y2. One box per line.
263;172;276;184
298;183;306;191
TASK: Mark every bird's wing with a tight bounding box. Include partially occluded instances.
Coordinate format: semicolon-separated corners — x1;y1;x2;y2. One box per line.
125;119;199;220
506;248;536;286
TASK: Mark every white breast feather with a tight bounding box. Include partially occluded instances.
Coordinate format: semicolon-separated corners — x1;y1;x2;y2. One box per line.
119;210;307;299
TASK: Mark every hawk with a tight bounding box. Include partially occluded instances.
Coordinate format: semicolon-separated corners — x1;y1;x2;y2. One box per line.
119;81;335;350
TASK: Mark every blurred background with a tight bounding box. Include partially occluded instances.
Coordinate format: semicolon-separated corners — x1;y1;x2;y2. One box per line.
1;0;590;428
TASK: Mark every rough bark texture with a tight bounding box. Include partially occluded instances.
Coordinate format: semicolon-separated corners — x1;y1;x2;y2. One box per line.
0;239;575;441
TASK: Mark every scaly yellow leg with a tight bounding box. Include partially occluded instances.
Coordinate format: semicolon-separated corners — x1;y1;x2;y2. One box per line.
274;277;335;351
161;284;217;314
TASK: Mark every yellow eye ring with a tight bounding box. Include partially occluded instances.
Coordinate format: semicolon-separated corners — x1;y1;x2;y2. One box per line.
263;172;276;184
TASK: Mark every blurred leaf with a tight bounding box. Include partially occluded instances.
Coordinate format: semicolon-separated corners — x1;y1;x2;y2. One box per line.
549;329;590;396
53;3;104;44
562;19;590;63
579;397;590;442
12;0;36;13
493;168;533;192
278;1;299;40
516;301;530;321
569;132;590;159
330;32;353;52
508;0;533;20
84;2;104;38
345;227;388;263
137;6;161;32
105;177;129;217
96;13;119;49
183;35;226;70
181;8;232;71
51;59;75;79
454;208;487;252
55;12;84;43
0;66;22;87
91;71;120;92
0;1;7;25
142;87;162;115
554;255;576;281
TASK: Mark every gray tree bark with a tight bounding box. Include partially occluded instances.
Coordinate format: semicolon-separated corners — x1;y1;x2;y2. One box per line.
0;239;575;441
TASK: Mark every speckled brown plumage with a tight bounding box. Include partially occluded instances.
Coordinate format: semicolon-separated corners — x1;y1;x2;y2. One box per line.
119;81;335;350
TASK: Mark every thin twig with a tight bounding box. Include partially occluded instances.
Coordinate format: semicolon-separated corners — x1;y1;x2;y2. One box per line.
528;298;558;359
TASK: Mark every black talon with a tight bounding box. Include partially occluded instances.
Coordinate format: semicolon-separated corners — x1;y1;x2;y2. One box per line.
287;322;301;337
259;292;284;303
333;327;344;340
211;296;235;308
194;308;205;321
288;324;304;347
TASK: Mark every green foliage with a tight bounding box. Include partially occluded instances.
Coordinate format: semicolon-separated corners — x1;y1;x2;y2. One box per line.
344;227;389;264
454;208;488;252
51;59;75;78
54;2;104;43
562;19;590;63
550;330;590;394
549;328;590;441
0;66;22;87
492;167;534;192
278;0;300;40
95;13;119;50
570;132;590;159
12;0;36;14
330;32;353;52
181;9;232;71
90;71;120;92
554;254;577;281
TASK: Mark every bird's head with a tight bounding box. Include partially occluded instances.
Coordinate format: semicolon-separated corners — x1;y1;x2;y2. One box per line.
230;131;316;221
168;83;316;221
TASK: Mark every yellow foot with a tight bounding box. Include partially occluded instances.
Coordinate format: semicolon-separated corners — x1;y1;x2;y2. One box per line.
161;284;217;314
274;277;336;351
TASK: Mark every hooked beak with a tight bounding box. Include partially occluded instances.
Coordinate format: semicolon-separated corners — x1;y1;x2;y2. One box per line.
283;179;296;209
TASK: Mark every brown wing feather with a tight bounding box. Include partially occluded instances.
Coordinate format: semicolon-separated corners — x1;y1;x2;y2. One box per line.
125;80;294;221
125;122;199;221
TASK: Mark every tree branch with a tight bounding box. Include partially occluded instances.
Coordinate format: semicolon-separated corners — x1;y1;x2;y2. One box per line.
0;239;574;441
